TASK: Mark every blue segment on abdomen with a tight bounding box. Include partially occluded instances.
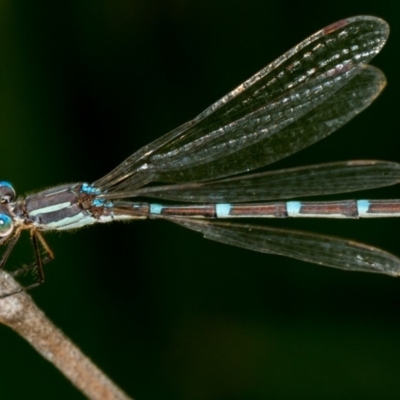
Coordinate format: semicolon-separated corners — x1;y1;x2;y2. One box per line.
286;201;301;216
357;200;370;215
216;203;232;217
150;204;164;214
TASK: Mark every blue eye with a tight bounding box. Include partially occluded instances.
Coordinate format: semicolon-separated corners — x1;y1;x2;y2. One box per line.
0;181;13;189
0;214;13;237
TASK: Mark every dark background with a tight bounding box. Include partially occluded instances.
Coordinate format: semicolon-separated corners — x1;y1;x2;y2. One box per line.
0;1;399;399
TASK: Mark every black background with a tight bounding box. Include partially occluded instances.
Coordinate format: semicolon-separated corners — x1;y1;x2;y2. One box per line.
0;1;400;399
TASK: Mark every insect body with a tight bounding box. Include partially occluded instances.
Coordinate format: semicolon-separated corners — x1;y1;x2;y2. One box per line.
1;16;399;296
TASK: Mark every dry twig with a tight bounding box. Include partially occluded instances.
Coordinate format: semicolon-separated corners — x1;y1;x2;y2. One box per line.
0;271;133;400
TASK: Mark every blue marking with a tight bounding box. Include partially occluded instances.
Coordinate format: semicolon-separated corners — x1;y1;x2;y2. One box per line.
216;203;232;217
150;204;164;215
287;201;301;216
92;199;114;208
81;183;101;195
0;213;13;237
0;181;14;190
357;200;370;215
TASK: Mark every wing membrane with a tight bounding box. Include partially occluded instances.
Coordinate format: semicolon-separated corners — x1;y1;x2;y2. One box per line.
94;16;388;192
168;218;400;276
131;160;400;202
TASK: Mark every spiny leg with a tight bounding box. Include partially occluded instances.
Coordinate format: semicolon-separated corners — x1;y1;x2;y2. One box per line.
4;230;54;297
0;230;21;269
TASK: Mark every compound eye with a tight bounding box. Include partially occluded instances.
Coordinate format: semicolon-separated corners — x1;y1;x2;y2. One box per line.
0;214;13;237
0;181;15;203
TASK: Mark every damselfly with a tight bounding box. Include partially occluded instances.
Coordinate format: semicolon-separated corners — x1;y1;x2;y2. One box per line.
0;15;398;296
